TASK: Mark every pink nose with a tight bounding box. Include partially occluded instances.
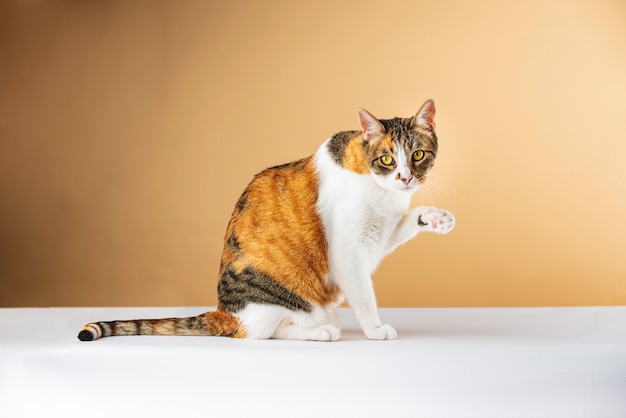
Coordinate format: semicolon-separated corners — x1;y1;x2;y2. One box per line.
401;176;413;185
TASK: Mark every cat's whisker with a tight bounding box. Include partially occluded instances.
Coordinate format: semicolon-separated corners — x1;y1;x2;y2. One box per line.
428;173;463;185
437;183;459;211
429;184;455;211
427;174;463;196
417;183;430;206
419;182;437;207
421;177;459;211
428;179;459;210
420;185;432;204
422;182;436;203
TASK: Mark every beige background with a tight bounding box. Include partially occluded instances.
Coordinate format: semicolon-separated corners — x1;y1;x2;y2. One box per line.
1;0;625;307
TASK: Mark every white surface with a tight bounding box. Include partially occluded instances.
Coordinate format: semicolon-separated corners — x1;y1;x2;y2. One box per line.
0;307;625;418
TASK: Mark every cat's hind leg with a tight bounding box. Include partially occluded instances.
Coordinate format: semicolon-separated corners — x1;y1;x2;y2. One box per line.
237;304;341;341
235;304;288;339
272;322;341;341
272;306;341;341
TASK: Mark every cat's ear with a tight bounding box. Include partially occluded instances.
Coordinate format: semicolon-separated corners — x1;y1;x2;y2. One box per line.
412;99;436;131
357;108;385;142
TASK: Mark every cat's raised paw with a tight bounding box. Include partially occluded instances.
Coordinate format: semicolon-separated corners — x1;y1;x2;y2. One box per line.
416;207;455;234
365;324;397;340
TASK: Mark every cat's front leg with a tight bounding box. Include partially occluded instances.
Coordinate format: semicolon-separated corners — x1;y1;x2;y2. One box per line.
332;262;397;340
385;207;455;254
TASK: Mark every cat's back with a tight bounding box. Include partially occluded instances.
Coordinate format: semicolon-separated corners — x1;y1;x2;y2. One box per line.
225;155;325;254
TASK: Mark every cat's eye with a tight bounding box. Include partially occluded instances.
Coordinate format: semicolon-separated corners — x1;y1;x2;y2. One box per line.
412;150;425;162
380;155;395;166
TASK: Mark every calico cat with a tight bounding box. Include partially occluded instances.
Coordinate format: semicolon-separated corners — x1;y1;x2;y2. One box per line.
77;99;455;342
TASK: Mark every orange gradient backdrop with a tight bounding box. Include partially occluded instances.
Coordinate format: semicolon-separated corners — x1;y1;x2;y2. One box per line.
1;0;625;307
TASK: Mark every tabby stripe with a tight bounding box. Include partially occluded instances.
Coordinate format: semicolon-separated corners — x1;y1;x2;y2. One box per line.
218;265;313;313
87;323;101;339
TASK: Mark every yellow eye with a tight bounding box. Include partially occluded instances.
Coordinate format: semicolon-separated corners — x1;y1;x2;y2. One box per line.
413;150;425;161
380;155;395;166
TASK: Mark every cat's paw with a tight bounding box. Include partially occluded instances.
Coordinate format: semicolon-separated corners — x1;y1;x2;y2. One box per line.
364;324;397;340
416;207;455;234
317;325;341;342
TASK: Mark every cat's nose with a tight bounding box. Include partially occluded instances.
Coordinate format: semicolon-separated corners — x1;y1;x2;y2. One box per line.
401;176;413;185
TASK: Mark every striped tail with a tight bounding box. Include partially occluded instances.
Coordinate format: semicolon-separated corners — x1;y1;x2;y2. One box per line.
77;310;245;341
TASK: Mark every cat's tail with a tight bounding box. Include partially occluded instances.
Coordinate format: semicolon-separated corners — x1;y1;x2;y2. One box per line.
77;310;245;341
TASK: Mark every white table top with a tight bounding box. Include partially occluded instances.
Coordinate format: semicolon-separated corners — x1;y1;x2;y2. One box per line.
1;306;625;418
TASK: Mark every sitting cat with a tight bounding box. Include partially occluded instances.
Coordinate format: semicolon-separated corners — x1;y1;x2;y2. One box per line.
78;99;455;342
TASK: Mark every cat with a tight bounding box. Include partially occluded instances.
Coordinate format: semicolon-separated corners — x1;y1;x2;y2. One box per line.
77;99;455;342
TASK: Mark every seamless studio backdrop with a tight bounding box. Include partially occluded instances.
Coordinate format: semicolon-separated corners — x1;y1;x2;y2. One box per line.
1;0;625;308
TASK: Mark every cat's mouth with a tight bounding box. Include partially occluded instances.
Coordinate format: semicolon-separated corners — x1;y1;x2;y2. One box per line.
395;182;419;193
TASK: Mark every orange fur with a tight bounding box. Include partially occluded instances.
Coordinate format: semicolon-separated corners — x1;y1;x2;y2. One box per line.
342;134;370;174
219;156;340;306
378;134;396;154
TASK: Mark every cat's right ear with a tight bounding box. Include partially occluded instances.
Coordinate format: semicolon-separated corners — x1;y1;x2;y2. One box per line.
357;108;385;142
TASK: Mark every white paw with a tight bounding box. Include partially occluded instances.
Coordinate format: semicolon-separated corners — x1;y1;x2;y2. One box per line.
318;325;341;341
365;324;397;340
417;207;455;234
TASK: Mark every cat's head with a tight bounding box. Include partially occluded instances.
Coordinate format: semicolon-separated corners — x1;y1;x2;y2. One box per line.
357;100;438;193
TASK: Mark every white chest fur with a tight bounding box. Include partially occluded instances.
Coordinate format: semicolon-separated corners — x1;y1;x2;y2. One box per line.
314;140;410;274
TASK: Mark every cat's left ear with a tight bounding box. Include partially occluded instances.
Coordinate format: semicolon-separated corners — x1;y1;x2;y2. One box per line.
412;99;436;131
357;108;385;142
